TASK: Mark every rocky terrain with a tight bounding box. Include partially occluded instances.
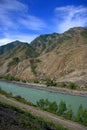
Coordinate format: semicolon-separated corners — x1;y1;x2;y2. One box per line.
0;27;87;88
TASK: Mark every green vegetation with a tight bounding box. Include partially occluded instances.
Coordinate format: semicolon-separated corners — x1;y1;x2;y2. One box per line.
34;78;40;83
30;59;37;75
0;101;69;130
8;57;20;67
0;87;12;98
0;88;33;106
45;80;77;90
61;82;67;88
58;100;67;115
12;57;20;64
81;29;87;38
57;36;71;44
60;82;77;90
75;104;87;125
0;74;79;90
13;95;33;106
45;77;57;87
21;79;27;83
0;75;20;81
31;64;37;74
36;99;71;116
30;58;41;75
36;98;87;126
0;88;87;126
69;83;77;90
65;106;73;119
0;40;22;55
20;43;39;58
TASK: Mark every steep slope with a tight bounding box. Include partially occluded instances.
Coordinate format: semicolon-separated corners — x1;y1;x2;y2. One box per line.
31;27;87;55
0;42;38;80
0;40;23;55
35;27;87;86
0;27;87;86
31;33;60;54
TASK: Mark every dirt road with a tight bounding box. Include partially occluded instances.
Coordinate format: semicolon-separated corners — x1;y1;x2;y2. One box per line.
0;94;87;130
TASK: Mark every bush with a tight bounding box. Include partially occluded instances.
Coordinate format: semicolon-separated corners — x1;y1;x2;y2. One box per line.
65;106;73;119
0;87;12;97
22;80;26;83
45;78;57;87
75;104;87;126
34;78;39;83
1;74;20;81
58;100;67;115
8;57;20;66
61;82;67;88
69;83;76;90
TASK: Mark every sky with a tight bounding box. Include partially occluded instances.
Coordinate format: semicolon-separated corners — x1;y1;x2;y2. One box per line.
0;0;87;45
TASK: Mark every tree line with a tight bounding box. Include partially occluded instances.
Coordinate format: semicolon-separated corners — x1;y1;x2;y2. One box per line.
36;99;87;126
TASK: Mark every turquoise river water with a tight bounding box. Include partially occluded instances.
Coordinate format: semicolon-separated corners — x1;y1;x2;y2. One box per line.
0;80;87;115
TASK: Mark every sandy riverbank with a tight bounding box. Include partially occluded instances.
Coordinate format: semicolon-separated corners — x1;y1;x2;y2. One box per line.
0;79;87;97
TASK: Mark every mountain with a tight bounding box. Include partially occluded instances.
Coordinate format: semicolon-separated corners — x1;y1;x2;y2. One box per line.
31;33;59;54
36;27;87;85
0;40;39;61
0;40;22;55
0;27;87;87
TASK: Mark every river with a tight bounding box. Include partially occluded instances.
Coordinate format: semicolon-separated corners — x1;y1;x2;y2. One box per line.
0;80;87;115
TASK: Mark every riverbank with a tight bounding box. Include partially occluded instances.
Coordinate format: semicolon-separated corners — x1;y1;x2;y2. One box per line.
0;94;87;130
0;79;87;97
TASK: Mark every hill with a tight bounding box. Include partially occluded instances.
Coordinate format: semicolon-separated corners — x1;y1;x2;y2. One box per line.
0;40;22;55
0;27;87;88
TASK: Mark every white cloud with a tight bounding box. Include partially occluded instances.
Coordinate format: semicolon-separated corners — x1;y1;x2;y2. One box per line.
19;15;46;30
0;0;46;31
54;6;87;33
0;0;27;12
0;38;12;46
0;0;46;45
0;0;27;30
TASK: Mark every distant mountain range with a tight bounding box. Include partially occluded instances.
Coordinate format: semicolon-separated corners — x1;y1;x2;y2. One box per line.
0;27;87;87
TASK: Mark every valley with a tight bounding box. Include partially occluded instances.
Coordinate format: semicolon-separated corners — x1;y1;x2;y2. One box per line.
0;27;87;89
0;27;87;130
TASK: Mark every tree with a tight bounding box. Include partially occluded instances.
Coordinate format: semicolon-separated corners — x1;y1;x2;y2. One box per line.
48;101;58;113
44;99;50;109
36;99;45;109
69;83;76;90
76;104;84;122
61;82;66;88
66;106;73;119
82;109;87;125
13;57;20;64
45;77;57;87
58;100;67;115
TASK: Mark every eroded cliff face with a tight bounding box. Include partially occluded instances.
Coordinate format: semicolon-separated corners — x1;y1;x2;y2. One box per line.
0;27;87;86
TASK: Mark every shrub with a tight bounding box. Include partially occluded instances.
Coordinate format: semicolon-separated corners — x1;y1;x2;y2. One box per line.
69;83;76;90
58;100;67;115
8;57;20;66
61;82;67;88
34;78;39;83
45;78;57;87
65;106;73;119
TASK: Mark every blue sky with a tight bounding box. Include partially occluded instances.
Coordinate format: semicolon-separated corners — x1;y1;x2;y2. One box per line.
0;0;87;45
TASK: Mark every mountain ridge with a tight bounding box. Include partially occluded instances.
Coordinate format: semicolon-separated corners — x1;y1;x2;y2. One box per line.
0;27;87;88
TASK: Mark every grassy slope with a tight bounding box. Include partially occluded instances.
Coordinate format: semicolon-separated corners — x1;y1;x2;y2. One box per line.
0;101;68;130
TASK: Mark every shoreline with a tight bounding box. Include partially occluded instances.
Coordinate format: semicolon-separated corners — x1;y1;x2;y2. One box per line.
0;79;87;97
